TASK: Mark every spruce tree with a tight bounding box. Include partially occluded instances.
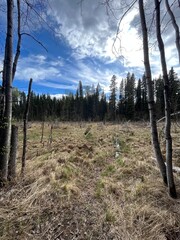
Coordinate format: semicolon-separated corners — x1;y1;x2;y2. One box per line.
109;75;117;121
155;75;164;118
78;81;83;120
141;74;148;118
118;79;126;119
169;67;179;113
125;73;135;120
135;78;142;118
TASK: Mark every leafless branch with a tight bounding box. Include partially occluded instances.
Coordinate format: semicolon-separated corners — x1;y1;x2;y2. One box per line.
21;32;48;52
165;0;180;63
157;111;180;123
23;0;56;34
112;0;137;58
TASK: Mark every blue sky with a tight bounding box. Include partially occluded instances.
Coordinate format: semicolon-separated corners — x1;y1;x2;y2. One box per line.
1;0;180;96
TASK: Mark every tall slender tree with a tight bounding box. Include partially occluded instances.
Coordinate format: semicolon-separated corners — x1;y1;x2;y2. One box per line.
155;0;176;197
155;76;164;118
135;79;142;118
125;73;135;120
165;0;180;63
169;67;179;113
109;75;117;121
0;0;14;185
139;0;167;185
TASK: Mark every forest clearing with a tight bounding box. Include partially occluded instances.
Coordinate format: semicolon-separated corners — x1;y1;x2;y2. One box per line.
1;1;180;239
1;121;180;240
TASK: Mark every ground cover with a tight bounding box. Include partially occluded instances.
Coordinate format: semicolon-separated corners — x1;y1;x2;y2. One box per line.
0;122;180;240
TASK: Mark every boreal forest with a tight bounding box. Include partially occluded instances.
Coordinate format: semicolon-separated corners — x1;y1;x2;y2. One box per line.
12;69;180;122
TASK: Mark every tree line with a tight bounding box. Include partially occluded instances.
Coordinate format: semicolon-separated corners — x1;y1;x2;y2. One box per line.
12;67;180;122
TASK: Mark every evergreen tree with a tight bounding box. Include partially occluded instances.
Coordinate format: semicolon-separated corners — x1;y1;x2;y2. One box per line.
125;73;135;120
93;83;100;120
155;75;164;118
118;79;126;119
169;67;180;113
78;81;83;120
141;74;149;119
99;91;107;121
109;75;117;121
135;78;142;118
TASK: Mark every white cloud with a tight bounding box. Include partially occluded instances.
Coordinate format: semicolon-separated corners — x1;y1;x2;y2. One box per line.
50;93;67;99
47;0;180;77
14;53;126;93
16;66;61;81
129;1;180;75
48;0;119;60
2;0;180;96
15;54;62;82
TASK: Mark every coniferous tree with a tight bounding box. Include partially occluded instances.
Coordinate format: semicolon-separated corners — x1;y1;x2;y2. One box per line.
109;75;117;121
125;73;135;120
169;67;180;113
141;74;149;118
78;81;83;120
93;83;100;120
99;91;107;121
135;79;142;118
155;75;164;118
118;79;126;119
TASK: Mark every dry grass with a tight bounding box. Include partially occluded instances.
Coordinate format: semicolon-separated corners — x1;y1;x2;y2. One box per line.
1;121;180;240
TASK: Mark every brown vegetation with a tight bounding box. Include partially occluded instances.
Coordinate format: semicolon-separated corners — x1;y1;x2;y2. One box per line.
0;122;180;240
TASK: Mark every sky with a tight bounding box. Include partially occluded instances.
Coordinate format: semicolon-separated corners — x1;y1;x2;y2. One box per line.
1;0;180;96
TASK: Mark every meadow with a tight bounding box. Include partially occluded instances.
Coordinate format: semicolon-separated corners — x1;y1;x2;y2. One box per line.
0;122;180;240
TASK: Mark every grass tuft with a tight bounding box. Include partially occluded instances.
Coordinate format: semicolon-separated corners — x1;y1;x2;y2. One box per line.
1;122;180;239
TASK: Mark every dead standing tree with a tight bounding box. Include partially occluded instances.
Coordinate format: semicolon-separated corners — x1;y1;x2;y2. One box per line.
48;124;53;146
0;0;14;186
154;0;177;197
41;121;45;144
21;78;33;176
8;125;18;181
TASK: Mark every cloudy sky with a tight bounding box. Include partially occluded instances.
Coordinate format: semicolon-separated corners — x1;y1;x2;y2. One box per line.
1;0;180;96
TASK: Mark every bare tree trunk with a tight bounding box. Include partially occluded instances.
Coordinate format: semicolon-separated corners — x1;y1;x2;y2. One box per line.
0;0;14;186
1;0;20;119
155;0;177;198
165;0;180;64
21;78;33;175
139;0;167;185
8;125;18;181
12;0;21;80
0;61;6;118
48;124;53;146
41;121;44;143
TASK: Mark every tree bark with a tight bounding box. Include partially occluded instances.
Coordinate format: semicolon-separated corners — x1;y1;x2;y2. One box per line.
0;0;14;186
21;78;33;175
165;0;180;64
139;0;167;185
12;0;21;80
41;121;44;143
8;125;18;181
48;124;53;146
155;0;177;198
